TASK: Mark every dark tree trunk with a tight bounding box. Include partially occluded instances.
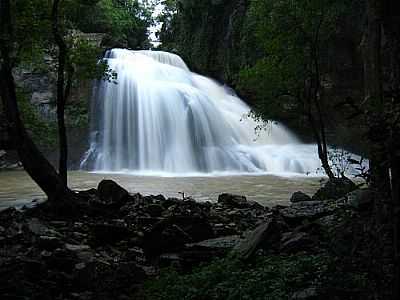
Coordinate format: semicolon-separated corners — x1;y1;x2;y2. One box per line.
361;0;390;194
52;0;69;185
0;0;71;201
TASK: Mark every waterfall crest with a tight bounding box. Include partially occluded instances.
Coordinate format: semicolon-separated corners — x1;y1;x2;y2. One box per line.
81;49;323;176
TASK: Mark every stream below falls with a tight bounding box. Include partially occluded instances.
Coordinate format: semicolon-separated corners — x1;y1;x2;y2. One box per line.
0;171;322;210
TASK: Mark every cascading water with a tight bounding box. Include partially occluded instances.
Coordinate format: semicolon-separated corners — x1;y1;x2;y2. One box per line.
81;48;325;176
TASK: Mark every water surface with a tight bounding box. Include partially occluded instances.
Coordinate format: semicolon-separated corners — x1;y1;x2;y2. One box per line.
0;170;322;210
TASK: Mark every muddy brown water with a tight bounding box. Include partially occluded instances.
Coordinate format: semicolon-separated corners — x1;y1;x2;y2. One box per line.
0;170;323;210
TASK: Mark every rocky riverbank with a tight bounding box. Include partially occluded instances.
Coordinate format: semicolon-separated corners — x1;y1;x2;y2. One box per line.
0;179;393;300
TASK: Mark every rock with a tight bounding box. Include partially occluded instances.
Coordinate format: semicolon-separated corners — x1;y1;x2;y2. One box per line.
27;218;49;235
143;223;192;256
65;244;91;252
90;223;132;245
97;179;130;207
346;189;373;210
137;217;164;227
143;216;214;256
312;177;357;201
46;248;79;272
232;218;280;260
38;235;63;251
31;91;53;105
218;193;248;208
73;261;96;289
291;287;318;300
280;231;315;254
186;235;241;250
280;200;337;225
146;204;164;217
290;191;312;203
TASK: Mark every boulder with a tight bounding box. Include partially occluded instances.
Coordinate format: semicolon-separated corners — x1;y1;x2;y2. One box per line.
290;191;312;203
232;218;281;260
312;177;357;201
280;200;338;225
143;223;192;256
143;216;214;256
97;179;130;207
218;193;248;208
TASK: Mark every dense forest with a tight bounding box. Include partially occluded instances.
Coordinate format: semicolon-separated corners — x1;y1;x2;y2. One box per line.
0;0;399;299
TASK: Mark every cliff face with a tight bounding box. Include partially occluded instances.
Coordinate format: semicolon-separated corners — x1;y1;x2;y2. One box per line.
0;32;105;168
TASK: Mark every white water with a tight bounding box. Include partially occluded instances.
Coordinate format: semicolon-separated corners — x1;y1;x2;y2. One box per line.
81;49;325;176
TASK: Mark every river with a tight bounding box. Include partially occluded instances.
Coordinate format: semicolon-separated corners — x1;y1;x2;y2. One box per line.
0;171;322;210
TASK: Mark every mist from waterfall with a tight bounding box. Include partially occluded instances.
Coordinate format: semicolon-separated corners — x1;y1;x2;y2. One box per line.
81;48;324;176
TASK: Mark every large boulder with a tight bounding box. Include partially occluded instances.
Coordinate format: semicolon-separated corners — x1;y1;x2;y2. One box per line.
290;191;312;203
218;193;248;208
97;179;130;207
312;177;357;201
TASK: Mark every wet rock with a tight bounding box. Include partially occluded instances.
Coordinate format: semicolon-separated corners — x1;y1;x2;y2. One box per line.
290;191;312;203
97;180;130;207
312;177;357;201
218;193;248;208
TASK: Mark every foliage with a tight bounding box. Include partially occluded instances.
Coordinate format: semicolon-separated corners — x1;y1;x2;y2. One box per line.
139;253;369;300
65;0;153;49
156;0;250;81
238;0;347;122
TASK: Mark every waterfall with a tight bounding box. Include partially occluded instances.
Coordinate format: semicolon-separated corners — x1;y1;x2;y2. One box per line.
81;48;324;176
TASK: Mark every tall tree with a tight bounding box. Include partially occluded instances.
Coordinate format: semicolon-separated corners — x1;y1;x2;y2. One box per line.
52;0;70;185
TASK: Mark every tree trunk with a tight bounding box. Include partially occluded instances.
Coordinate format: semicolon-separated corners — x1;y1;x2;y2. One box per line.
361;0;390;194
52;0;68;185
0;0;72;202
